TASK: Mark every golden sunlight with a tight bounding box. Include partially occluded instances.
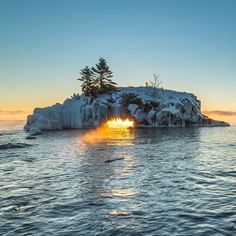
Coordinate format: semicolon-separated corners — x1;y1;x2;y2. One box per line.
80;118;134;145
107;118;134;129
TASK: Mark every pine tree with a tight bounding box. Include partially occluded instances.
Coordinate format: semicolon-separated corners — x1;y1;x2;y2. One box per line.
91;58;117;94
78;58;117;96
78;66;94;96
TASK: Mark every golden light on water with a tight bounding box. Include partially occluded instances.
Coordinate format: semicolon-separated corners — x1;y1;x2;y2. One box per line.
107;210;129;216
107;118;134;128
99;188;137;197
81;118;134;145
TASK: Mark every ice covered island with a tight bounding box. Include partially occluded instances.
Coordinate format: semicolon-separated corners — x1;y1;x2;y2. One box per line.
24;58;229;133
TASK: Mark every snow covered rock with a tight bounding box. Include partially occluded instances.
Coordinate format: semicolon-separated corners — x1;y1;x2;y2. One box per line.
24;87;229;130
25;103;63;131
29;127;42;135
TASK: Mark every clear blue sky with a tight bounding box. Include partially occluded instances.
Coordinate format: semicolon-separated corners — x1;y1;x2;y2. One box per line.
0;0;235;122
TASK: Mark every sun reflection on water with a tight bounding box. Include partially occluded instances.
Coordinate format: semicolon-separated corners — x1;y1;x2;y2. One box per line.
107;210;130;216
81;119;134;146
76;118;139;219
99;188;137;198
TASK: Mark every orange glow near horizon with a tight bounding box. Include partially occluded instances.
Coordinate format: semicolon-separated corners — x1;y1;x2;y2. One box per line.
0;112;28;121
203;113;236;126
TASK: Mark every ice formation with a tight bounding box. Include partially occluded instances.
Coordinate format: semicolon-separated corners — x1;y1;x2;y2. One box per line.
24;87;229;131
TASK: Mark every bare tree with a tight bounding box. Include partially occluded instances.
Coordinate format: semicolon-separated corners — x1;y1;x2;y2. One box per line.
149;73;162;96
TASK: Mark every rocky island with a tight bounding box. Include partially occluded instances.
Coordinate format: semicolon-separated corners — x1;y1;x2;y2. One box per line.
24;86;229;132
24;58;229;132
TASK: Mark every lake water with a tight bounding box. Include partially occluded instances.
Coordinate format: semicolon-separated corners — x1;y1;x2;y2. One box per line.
0;121;235;235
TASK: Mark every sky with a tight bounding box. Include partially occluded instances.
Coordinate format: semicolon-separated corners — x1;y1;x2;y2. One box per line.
0;0;235;124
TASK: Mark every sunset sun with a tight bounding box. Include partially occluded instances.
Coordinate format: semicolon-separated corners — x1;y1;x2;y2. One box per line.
106;118;134;129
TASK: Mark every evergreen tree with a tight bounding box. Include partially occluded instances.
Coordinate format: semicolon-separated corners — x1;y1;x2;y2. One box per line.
91;58;117;94
78;66;94;96
78;58;117;96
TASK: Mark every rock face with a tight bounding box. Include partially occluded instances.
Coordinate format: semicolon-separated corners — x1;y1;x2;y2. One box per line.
24;87;229;131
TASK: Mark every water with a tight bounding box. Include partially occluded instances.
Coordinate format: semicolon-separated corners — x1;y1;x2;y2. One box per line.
0;121;236;235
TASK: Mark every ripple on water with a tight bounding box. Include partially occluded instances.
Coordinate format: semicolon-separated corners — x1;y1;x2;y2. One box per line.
0;127;236;235
99;189;137;198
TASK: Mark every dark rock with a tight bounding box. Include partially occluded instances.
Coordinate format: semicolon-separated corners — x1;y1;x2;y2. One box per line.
25;135;36;140
0;143;33;149
105;157;124;163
